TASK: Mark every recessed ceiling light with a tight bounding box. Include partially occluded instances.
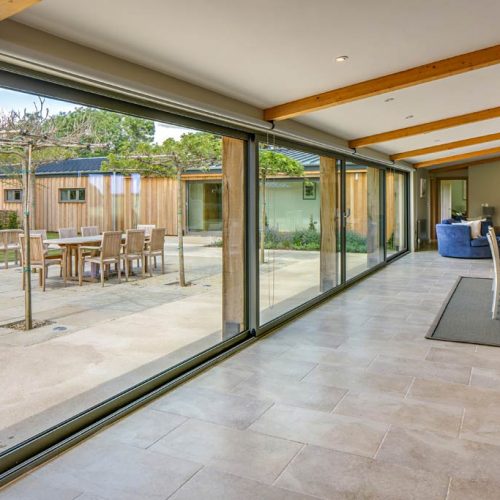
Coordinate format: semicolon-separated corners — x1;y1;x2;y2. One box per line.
335;55;349;63
384;97;395;103
405;115;414;119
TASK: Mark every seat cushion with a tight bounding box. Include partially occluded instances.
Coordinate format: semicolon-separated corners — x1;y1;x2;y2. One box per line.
471;236;489;247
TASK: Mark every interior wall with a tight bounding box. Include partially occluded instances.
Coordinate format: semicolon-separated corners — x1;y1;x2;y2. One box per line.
468;159;500;225
412;169;430;243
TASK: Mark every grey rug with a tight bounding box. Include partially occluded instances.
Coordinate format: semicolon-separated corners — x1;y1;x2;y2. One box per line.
426;277;500;346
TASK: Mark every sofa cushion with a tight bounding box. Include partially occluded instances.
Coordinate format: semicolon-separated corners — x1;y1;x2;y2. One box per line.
471;236;489;247
441;219;454;225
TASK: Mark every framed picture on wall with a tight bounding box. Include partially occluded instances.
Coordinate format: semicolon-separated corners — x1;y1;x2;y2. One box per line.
420;178;427;198
303;181;316;200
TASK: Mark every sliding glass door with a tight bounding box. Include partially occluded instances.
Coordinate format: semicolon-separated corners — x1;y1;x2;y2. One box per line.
344;162;384;281
386;168;408;258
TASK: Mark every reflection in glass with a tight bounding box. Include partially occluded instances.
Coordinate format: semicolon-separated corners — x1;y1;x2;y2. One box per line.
386;169;407;257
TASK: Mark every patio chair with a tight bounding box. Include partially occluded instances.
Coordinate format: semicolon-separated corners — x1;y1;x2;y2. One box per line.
19;234;66;291
487;227;500;320
78;231;122;287
122;229;146;280
0;229;22;269
81;226;99;237
137;224;156;238
59;227;78;239
145;228;166;276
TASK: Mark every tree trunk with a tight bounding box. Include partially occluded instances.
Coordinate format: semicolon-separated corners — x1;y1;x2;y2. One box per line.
177;169;186;286
23;145;33;330
260;173;266;264
28;163;36;230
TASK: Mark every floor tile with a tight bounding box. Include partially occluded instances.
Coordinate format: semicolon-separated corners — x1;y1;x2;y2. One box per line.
368;354;471;384
249;404;388;458
231;373;346;412
448;477;500;500
169;466;316;500
151;386;272;429
275;445;449;500
150;418;301;484
460;408;500;447
105;408;186;448
377;426;500;482
303;364;412;396
333;391;462;437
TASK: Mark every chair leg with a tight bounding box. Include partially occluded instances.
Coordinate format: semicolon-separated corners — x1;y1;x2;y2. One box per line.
38;268;43;287
154;256;157;269
101;263;105;287
117;259;121;284
125;258;129;282
4;249;8;270
42;266;46;292
149;255;153;277
161;252;165;274
142;255;146;278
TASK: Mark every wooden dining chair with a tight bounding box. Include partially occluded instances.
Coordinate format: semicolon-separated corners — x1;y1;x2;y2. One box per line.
122;229;146;280
19;234;66;291
59;227;77;238
1;229;22;269
145;228;166;276
78;231;122;287
487;227;500;320
137;224;156;237
81;226;99;237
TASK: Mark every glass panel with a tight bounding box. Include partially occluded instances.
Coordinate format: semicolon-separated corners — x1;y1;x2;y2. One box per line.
386;169;407;257
259;144;341;325
345;162;383;280
0;88;246;453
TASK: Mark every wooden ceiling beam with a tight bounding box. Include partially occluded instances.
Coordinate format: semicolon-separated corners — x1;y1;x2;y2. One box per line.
427;155;500;172
0;0;40;21
264;44;500;121
415;146;500;169
390;132;500;160
349;107;500;149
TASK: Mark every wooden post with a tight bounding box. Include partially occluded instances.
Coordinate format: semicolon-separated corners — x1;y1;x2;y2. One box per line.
222;137;245;338
367;167;382;266
320;157;338;291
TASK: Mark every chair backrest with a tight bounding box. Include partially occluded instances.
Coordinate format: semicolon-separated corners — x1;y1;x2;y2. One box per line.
19;234;45;264
1;229;23;248
125;229;145;254
149;228;166;252
31;229;48;242
101;231;122;259
81;226;99;237
137;224;156;237
59;227;77;239
488;227;500;275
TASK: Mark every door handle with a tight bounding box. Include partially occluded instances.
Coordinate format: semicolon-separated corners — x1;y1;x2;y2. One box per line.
344;208;351;219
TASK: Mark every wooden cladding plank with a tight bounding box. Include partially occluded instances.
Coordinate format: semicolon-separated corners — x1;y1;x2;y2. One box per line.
0;0;39;21
319;157;338;292
222;137;245;338
349;107;500;149
415;146;500;168
390;132;500;161
264;45;500;121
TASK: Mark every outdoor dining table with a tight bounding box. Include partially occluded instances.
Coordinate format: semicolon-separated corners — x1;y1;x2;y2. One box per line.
45;234;151;281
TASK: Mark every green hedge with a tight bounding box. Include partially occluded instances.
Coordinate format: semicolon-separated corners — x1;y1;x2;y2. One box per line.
0;210;20;230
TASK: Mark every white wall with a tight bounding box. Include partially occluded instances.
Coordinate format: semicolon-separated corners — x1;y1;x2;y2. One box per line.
468;159;500;226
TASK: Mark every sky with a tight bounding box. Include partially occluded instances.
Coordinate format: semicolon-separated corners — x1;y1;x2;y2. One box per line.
0;87;193;142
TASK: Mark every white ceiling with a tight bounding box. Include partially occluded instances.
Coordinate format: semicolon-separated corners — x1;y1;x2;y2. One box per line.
13;0;500;168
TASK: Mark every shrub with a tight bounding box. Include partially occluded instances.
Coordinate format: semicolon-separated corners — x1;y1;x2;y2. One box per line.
345;231;367;253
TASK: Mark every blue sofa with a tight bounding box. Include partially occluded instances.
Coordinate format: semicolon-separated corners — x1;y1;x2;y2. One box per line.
436;219;499;258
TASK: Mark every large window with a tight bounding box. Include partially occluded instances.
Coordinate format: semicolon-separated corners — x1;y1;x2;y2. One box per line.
345;162;384;280
0;89;246;456
386;169;408;257
258;144;341;325
0;83;409;478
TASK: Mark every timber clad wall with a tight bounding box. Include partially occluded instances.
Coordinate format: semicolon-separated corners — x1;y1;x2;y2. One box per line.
0;176;178;234
0;170;394;238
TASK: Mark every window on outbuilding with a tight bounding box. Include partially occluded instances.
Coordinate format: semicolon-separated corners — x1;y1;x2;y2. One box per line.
59;188;86;203
4;189;23;202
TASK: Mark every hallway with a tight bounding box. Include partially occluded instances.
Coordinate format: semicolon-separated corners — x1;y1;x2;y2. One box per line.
2;251;499;499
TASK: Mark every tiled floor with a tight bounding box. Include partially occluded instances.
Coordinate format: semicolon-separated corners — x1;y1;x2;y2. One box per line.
2;250;500;499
